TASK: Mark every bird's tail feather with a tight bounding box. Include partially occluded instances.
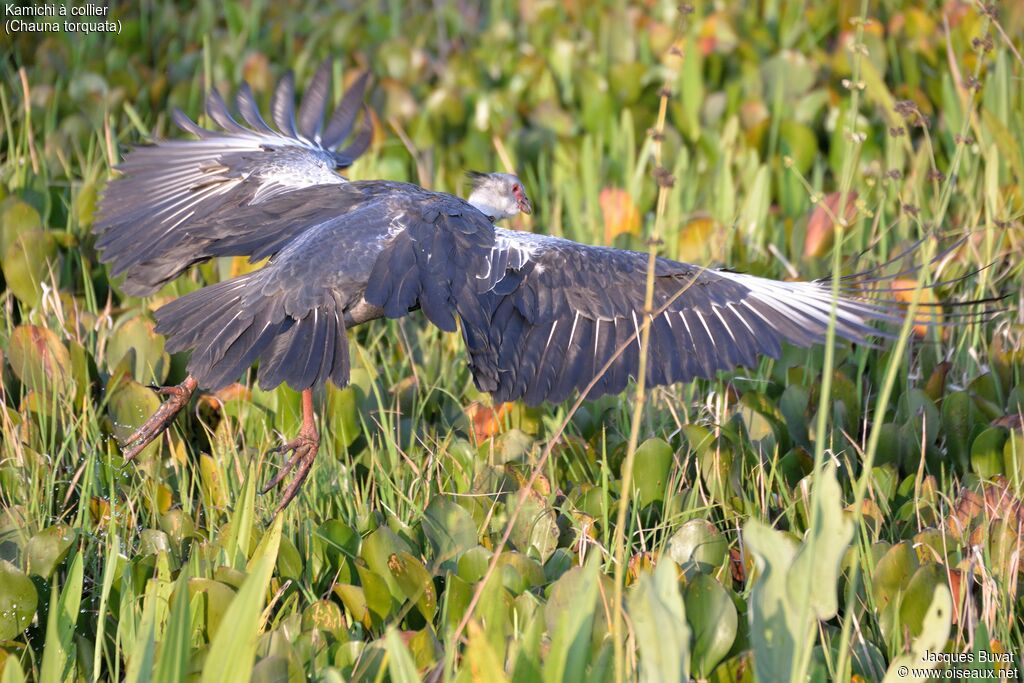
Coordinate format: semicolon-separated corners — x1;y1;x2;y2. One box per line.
155;272;349;391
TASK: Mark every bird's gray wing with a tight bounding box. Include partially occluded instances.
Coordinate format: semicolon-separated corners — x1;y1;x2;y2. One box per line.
363;194;497;334
153;191;495;392
465;229;949;405
95;60;373;295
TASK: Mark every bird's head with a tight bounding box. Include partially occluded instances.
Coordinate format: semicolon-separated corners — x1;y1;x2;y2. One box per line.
465;171;532;222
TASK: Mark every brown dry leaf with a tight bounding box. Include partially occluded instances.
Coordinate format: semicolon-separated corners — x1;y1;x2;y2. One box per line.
804;191;858;258
465;401;512;442
887;278;944;338
627;551;656;585
599;187;641;244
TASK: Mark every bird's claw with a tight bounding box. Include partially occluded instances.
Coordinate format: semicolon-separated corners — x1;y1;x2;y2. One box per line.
121;380;196;460
261;426;320;514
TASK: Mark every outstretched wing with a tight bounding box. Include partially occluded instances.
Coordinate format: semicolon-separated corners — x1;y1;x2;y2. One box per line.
95;60;373;295
154;186;497;393
464;229;967;405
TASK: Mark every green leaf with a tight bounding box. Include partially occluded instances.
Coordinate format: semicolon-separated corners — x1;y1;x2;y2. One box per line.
544;559;599;683
881;584;952;682
632;438;674;507
745;463;853;683
7;326;75;403
666;519;728;576
629;558;691;683
201;516;283;683
387;551;438;621
384;628;421;683
39;551;84;683
154;566;191;683
223;464;258;569
422;496;478;568
0;560;37;640
684;574;736;677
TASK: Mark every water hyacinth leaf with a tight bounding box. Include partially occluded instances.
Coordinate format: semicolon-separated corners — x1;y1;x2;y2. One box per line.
971;427;1007;480
7;325;75;400
422;496;478;569
628;557;690;683
684;574;737;677
388;551;438;621
105;315;170;385
201;515;283;683
465;620;510;683
941;391;973;470
706;651;755;683
544;559;600;683
899;563;946;638
361;526;413;601
666;519;728;576
1;658;26;683
870;541;919;642
508;490;559;562
355;561;397;626
107;374;163;461
0;560;37;640
302;600;345;635
457;546;492;583
745;464;852;683
26;524;76;578
881;584;952;683
632;438;674;507
333;584;371;629
2;229;59;307
185;578;236;640
0;199;42;254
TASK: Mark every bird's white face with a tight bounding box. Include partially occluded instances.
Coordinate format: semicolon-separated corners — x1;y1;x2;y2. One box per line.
466;172;532;221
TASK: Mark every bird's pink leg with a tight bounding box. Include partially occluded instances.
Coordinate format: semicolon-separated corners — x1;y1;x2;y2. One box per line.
121;375;199;460
261;388;320;514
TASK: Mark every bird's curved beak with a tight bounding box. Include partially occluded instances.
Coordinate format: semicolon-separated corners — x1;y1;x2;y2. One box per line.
513;185;532;215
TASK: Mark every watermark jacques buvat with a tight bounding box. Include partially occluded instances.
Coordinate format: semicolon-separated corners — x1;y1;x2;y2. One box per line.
4;3;120;35
894;648;1020;679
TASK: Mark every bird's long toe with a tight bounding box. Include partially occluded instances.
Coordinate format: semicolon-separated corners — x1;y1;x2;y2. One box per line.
121;377;197;460
261;425;320;513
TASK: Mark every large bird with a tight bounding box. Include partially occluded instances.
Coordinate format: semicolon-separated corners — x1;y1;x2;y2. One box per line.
96;61;986;512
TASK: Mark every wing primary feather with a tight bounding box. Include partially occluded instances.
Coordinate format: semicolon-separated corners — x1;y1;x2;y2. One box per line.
298;59;332;142
272;70;298;138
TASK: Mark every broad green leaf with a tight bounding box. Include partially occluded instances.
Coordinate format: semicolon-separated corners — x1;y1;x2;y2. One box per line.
745;463;853;683
881;585;952;683
632;438;674;507
422;496;478;568
0;561;36;640
684;574;736;677
629;558;691;683
544;559;599;683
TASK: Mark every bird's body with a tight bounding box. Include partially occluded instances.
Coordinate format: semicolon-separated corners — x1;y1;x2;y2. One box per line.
95;60;990;511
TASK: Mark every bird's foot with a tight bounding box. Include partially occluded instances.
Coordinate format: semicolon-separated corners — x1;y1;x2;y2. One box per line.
261;422;320;514
121;376;198;460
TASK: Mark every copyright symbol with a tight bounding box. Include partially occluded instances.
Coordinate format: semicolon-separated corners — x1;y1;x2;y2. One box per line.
898;666;909;677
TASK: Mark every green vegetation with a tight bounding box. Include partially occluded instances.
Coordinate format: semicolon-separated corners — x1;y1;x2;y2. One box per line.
1;1;1023;680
